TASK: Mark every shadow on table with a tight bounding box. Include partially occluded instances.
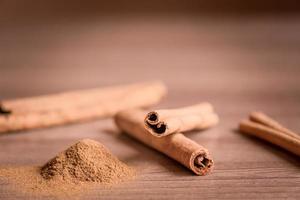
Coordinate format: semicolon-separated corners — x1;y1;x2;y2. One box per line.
101;128;195;177
233;129;300;167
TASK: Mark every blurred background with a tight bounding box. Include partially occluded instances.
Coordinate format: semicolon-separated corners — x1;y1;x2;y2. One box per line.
1;0;300;110
1;2;300;199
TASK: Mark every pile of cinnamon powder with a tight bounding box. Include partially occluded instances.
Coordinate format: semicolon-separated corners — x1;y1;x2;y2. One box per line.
0;139;135;198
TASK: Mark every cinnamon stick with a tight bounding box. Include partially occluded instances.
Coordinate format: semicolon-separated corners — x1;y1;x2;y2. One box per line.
0;104;11;115
114;109;213;175
144;103;219;137
239;120;300;156
249;111;300;140
0;81;166;133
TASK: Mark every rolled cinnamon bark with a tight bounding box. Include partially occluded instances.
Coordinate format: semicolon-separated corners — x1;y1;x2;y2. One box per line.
249;111;300;140
239;120;300;156
2;81;166;114
115;109;214;175
144;103;219;137
0;81;166;133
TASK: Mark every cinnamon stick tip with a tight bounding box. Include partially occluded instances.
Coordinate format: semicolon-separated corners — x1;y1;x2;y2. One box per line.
150;80;168;95
201;102;214;110
0;103;12;116
145;111;159;125
238;119;251;130
191;151;214;175
145;121;168;137
211;113;220;124
144;111;170;137
249;111;264;117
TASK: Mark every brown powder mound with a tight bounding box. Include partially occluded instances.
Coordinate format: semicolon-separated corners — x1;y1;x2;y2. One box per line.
41;139;135;184
0;166;88;198
0;139;135;198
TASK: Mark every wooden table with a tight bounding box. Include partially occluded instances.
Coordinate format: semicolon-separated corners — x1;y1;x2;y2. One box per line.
0;14;300;199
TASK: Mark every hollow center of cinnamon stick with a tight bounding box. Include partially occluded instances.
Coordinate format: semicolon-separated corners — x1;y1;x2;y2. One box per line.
148;113;158;122
194;156;212;169
146;122;167;134
0;104;12;116
146;112;159;125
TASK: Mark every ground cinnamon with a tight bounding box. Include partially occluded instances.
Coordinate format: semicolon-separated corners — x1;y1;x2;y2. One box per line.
0;139;135;197
115;109;213;175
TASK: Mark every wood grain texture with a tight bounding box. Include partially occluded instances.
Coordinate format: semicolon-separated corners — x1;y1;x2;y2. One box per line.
0;12;300;199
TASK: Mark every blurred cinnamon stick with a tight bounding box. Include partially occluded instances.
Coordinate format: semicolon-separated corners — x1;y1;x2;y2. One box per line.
239;112;300;156
144;103;219;137
0;81;166;133
115;109;213;175
249;111;300;140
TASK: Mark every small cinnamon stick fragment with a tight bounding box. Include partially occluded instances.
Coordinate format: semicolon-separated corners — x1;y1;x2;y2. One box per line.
0;81;166;133
115;109;214;175
239;112;300;156
144;103;219;137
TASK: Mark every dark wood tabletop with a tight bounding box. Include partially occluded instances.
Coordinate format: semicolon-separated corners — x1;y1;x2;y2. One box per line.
0;7;300;199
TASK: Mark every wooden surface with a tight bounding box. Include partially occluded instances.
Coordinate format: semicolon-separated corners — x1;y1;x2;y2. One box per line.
1;13;300;199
